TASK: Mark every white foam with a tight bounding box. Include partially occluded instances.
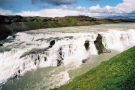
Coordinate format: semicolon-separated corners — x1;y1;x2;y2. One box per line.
0;29;135;84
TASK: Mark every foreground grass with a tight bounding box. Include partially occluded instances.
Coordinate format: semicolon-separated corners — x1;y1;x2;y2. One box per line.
53;46;135;90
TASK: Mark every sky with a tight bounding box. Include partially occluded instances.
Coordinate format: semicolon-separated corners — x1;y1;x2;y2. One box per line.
0;0;135;17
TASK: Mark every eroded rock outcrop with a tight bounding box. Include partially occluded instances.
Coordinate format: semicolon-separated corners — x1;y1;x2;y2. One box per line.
49;40;55;48
57;47;64;66
94;34;111;54
84;40;90;51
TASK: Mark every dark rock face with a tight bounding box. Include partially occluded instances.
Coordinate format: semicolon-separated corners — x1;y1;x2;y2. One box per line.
57;47;63;66
49;40;55;48
94;34;111;54
82;59;87;63
84;40;90;51
44;57;47;61
0;44;3;46
0;25;12;40
12;35;16;38
57;59;62;67
34;55;40;66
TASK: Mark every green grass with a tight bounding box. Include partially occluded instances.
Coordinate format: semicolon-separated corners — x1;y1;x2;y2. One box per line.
53;46;135;90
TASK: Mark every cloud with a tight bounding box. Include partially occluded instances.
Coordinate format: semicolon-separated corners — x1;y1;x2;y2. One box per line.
0;0;135;17
4;6;119;17
31;0;75;5
0;8;13;15
16;8;80;17
116;0;135;13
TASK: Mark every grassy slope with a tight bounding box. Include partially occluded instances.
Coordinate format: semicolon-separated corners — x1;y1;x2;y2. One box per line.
53;46;135;90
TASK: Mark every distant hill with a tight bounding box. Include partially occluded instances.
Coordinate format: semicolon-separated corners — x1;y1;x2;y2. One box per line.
104;13;135;19
53;46;135;90
0;15;135;40
106;15;135;19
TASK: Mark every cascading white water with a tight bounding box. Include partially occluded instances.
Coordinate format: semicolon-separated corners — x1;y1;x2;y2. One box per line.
0;29;135;85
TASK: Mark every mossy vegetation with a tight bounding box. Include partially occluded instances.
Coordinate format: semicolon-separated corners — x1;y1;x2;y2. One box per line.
53;46;135;90
24;16;98;29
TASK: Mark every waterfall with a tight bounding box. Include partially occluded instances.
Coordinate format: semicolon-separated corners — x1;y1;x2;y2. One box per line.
0;29;135;84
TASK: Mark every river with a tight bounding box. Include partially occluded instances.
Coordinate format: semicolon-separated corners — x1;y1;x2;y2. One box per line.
0;23;135;90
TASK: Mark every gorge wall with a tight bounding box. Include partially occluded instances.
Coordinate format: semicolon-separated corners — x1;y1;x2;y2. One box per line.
1;15;135;40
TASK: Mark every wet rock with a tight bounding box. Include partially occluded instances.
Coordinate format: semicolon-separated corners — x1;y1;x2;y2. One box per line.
59;47;63;56
64;36;73;39
49;40;55;48
34;59;37;65
37;55;40;61
18;69;21;75
57;47;63;66
34;55;41;66
0;25;12;40
13;74;18;79
13;68;21;79
44;57;47;61
82;59;87;63
12;35;16;38
84;40;90;50
57;59;63;66
94;34;111;54
31;55;33;59
0;44;3;46
20;48;49;58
